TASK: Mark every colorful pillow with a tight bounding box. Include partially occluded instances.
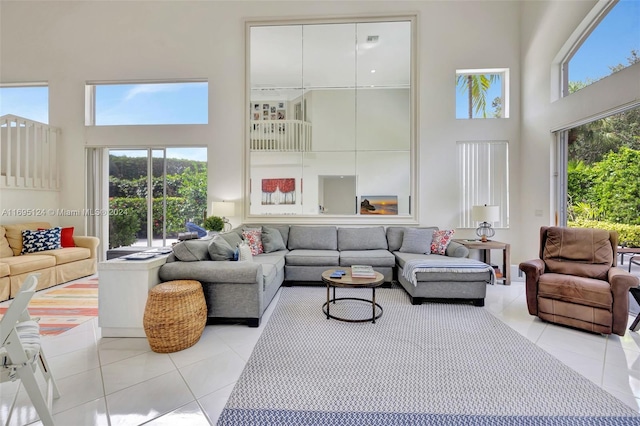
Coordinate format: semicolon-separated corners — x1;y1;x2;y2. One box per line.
242;229;264;255
39;226;75;247
430;229;455;255
21;227;62;254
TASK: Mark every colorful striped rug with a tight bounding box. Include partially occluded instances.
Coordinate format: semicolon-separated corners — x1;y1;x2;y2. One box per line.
0;277;98;336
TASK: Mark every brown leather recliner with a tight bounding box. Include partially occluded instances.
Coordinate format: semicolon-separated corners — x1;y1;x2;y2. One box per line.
519;226;639;336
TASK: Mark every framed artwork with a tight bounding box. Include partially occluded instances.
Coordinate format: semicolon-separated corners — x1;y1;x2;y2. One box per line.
263;104;269;110
253;103;260;111
277;110;285;120
360;196;398;215
270;106;276;113
253;112;260;120
278;102;285;109
262;178;296;205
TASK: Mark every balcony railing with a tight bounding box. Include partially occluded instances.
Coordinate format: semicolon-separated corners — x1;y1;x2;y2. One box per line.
0;115;60;190
249;120;312;152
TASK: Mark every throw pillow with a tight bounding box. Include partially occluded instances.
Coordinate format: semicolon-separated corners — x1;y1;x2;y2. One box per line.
21;227;62;254
172;239;211;262
431;229;455;255
399;228;435;254
208;235;236;261
238;241;253;262
262;226;286;253
243;229;264;255
39;226;75;247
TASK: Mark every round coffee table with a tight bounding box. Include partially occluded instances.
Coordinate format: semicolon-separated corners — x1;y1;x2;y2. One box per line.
321;268;385;323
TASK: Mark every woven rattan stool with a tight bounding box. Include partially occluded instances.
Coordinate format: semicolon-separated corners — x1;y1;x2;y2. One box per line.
143;280;207;353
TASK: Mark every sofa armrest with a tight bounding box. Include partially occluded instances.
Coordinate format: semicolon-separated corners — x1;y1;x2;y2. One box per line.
519;259;545;315
73;236;100;259
609;267;640;336
445;241;469;258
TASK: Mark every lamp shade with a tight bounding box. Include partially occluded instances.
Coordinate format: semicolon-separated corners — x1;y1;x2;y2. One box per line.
212;201;235;217
472;205;499;223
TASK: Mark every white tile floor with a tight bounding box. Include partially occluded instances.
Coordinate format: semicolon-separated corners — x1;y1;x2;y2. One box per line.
2;264;640;425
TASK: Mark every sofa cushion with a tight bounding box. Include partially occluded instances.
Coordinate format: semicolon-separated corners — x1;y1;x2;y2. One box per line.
538;272;613;310
543;227;612;280
0;262;9;278
288;226;337;250
172;239;211;262
445;241;470;258
2;254;56;275
285;249;339;266
39;247;90;265
337;227;388;251
3;222;52;256
399;228;435;254
430;229;455;255
262;226;287;253
386;226;438;252
339;250;396;267
208;235;236;261
0;227;13;258
219;231;243;249
21;227;62;254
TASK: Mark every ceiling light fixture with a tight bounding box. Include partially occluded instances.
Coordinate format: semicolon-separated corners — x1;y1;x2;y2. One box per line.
370;69;376;73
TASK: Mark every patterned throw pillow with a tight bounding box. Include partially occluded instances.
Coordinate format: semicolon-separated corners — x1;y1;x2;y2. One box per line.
21;227;62;254
242;229;264;255
430;229;455;255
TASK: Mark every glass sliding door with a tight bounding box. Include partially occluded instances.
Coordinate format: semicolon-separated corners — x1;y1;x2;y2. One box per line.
107;147;207;249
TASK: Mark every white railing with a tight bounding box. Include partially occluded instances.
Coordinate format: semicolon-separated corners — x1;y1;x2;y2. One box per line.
0;114;60;190
249;120;312;152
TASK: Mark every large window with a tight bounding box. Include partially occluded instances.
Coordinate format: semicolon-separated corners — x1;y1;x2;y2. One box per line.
0;84;48;123
105;147;207;249
85;81;208;125
563;0;640;96
247;18;415;220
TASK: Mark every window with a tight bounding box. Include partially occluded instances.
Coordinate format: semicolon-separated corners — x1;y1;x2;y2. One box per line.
85;81;208;125
0;84;48;123
563;0;640;95
457;141;509;228
456;69;509;119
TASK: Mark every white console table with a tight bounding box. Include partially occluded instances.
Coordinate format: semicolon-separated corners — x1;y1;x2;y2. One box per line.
98;254;169;337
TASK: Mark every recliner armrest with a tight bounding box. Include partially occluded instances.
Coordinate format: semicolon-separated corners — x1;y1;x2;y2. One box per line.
519;259;545;316
609;267;640;336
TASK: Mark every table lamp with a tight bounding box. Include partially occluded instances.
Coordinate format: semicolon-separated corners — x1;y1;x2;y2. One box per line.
472;204;499;242
212;201;236;232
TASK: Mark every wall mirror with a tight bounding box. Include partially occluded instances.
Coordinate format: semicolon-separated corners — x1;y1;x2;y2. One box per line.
246;18;415;220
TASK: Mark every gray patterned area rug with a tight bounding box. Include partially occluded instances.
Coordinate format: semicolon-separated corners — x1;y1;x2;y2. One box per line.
217;286;640;425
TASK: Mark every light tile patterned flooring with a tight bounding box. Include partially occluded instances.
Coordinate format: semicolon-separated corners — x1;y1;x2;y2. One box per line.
2;262;640;425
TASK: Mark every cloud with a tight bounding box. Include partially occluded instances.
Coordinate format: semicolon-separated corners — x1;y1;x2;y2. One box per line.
123;83;180;102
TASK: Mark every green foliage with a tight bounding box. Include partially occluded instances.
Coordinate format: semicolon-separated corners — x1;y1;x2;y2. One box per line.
108;155;208;246
203;215;224;232
569;219;640;248
108;199;140;249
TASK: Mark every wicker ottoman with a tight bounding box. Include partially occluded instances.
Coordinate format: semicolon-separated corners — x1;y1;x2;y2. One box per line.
143;280;207;353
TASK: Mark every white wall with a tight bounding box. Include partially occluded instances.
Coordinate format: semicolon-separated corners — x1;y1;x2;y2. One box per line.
10;1;629;264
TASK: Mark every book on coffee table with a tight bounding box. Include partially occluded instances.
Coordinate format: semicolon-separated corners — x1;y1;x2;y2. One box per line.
351;265;376;278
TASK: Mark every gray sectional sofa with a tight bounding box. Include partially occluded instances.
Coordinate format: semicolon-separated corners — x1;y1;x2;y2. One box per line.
158;224;493;327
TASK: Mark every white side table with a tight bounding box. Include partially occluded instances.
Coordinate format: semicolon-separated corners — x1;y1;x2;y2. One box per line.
98;254;169;337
